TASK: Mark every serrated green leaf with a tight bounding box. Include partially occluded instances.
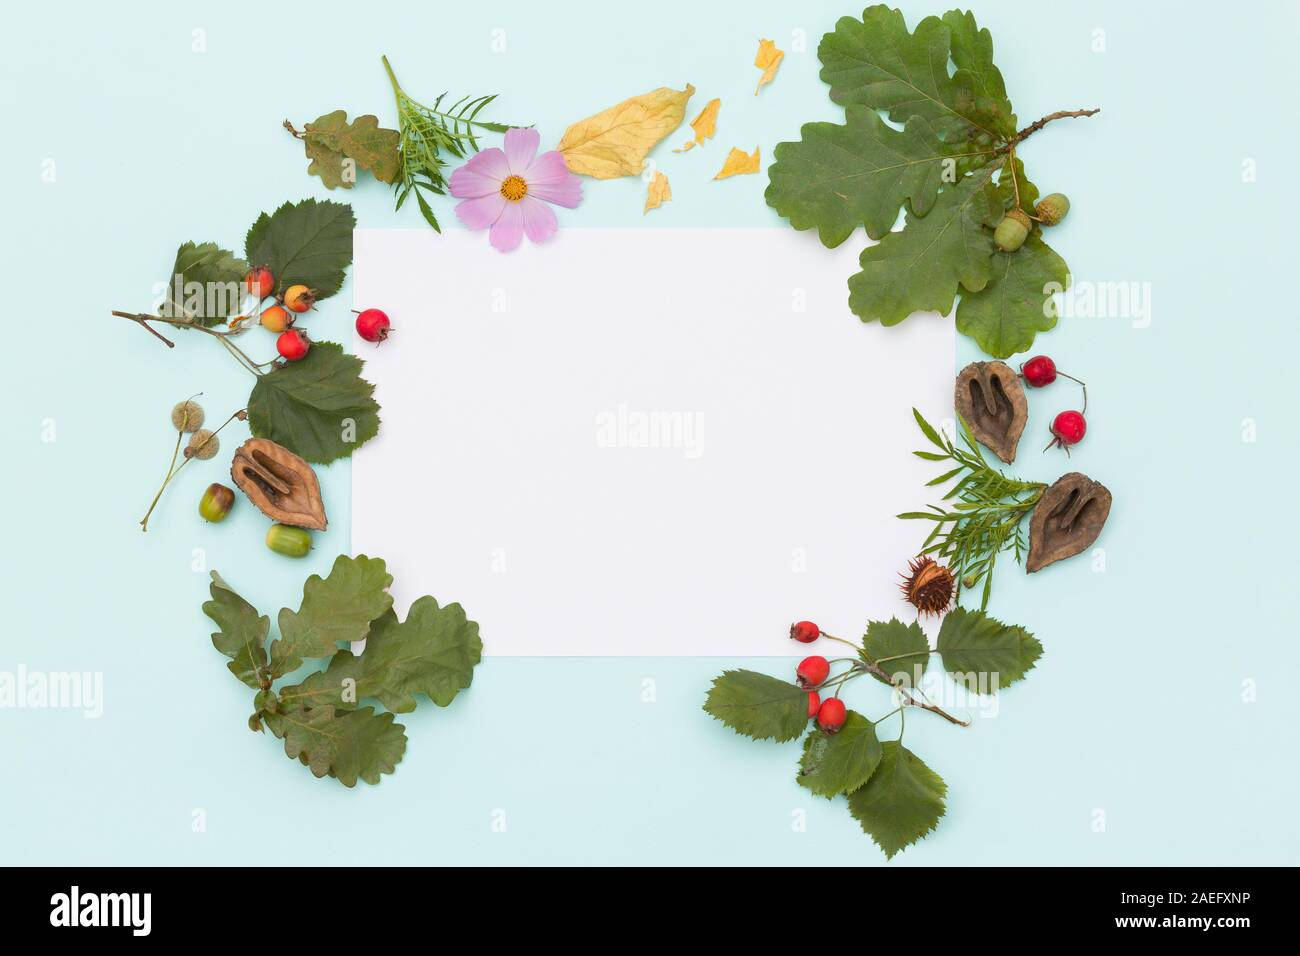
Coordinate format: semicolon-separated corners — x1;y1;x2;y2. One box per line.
955;233;1069;359
936;606;1042;690
862;618;930;683
796;712;883;798
270;555;394;678
244;198;355;300
847;741;946;858
247;342;380;464
704;670;810;742
766;108;967;246
202;571;269;689
848;164;1002;327
264;704;406;787
304;110;401;187
163;241;248;327
280;597;482;713
943;9;1017;141
819;5;1004;144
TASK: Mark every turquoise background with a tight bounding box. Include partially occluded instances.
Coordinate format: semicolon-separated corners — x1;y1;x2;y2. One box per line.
3;0;1298;865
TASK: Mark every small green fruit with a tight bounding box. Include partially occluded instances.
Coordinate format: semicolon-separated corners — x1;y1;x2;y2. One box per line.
993;208;1031;252
170;400;205;432
1034;193;1070;226
199;483;235;522
266;523;311;558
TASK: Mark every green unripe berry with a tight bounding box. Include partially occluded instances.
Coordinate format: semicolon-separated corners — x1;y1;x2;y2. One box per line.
266;523;311;558
199;483;235;522
171;400;205;432
993;208;1031;252
186;428;219;460
1034;193;1070;226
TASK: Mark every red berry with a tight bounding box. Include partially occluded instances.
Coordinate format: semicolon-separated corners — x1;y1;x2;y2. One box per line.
283;284;315;313
276;329;310;362
244;266;274;300
817;697;847;733
790;621;820;643
1021;355;1057;388
355;308;392;344
1049;410;1087;449
796;655;830;688
807;691;821;718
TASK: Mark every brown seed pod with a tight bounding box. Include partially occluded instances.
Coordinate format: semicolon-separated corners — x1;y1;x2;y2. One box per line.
899;556;955;617
229;438;327;530
954;361;1028;463
1027;472;1112;573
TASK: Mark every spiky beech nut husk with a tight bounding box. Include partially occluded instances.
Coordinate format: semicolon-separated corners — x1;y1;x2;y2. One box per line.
198;483;235;522
1034;193;1070;226
186;428;219;460
993;208;1031;252
899;556;954;617
170;400;205;432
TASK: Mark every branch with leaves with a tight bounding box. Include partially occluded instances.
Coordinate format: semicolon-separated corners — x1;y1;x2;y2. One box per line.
705;610;1041;858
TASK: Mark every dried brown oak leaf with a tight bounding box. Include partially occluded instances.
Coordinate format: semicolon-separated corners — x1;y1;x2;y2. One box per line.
1027;472;1112;573
230;438;327;530
954;361;1027;463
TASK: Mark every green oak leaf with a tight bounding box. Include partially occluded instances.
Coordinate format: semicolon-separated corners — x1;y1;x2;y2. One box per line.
264;704;406;787
244;198;355;300
304;110;401;187
847;163;1002;327
247;342;381;464
861;618;931;684
202;571;269;689
796;712;883;798
819;5;1004;144
935;606;1042;690
163;241;248;327
766;108;963;246
847;741;946;858
943;9;1016;141
704;670;810;742
270;555;394;678
955;233;1069;359
279;597;482;713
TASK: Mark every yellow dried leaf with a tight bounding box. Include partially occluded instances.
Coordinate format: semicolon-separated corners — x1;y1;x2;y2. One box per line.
754;39;784;94
713;146;761;180
643;171;672;214
673;98;721;153
557;84;695;179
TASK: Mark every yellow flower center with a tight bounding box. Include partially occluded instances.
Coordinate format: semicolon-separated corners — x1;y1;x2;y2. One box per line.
499;175;528;202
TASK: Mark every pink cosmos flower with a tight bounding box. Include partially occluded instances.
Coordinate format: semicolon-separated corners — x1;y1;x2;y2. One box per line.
449;128;583;252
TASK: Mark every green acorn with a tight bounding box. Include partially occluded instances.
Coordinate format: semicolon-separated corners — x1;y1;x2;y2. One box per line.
993;208;1031;252
1034;193;1070;226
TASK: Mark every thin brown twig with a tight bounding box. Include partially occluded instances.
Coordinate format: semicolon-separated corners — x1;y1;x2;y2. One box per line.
1002;108;1101;149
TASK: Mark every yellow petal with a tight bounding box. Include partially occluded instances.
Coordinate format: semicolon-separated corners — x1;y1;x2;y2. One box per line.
673;98;721;153
713;146;760;180
643;171;672;214
754;39;784;95
557;84;695;179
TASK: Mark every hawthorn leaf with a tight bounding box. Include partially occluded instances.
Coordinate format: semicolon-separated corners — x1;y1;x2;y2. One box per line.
279;597;482;713
164;241;248;327
818;6;1002;144
847;163;1002;327
704;670;809;742
304;110;401;187
202;571;269;688
955;233;1069;359
766;108;961;247
265;704;406;787
270;554;394;678
847;741;947;859
796;712;883;798
244;198;355;299
861;618;931;683
942;9;1017;141
935;606;1042;690
247;342;381;464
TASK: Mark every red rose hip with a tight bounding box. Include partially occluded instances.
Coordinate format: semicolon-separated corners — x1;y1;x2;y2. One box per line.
807;691;821;718
355;308;392;343
1048;410;1087;451
796;655;830;688
276;329;310;362
1021;355;1057;387
816;697;847;733
790;621;820;644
